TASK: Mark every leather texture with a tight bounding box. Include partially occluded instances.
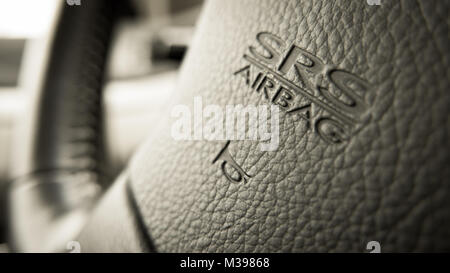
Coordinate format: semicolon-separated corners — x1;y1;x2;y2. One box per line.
86;0;450;252
77;173;151;253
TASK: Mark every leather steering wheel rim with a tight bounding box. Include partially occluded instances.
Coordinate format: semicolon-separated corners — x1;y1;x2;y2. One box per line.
8;0;116;252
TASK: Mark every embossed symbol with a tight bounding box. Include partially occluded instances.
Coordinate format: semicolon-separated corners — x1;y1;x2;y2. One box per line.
216;32;374;184
234;32;373;144
213;141;252;183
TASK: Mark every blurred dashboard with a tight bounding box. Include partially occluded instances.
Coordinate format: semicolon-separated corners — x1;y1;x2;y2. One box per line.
0;2;204;240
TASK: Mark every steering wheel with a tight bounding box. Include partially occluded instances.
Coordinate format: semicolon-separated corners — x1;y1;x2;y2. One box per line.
8;0;450;252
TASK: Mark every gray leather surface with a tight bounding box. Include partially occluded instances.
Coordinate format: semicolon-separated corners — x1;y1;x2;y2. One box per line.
77;174;151;253
126;0;450;252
